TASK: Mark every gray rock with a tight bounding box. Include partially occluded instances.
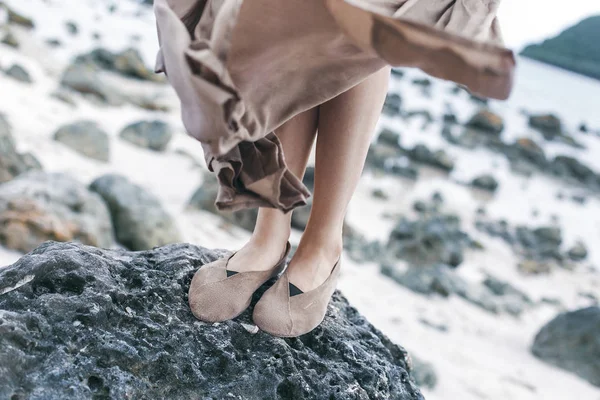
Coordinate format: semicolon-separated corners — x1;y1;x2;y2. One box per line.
365;142;400;170
19;152;42;171
291;202;312;231
372;188;388;200
119;120;173;151
377;128;401;149
466;109;504;135
382;93;402;116
567;241;588;261
187;177;258;232
382;263;499;313
302;166;315;192
471;174;499;192
65;20;78;35
74;47;163;82
531;307;600;387
89;174;181;251
5;63;32;83
342;223;384;263
469;93;489;105
412;78;431;87
529;114;563;140
0;114;42;183
483;275;533;316
0;241;424;400
531;226;562;247
60;63;124;105
550;155;600;188
418;318;448;333
518;260;552;275
1;2;35;28
483;276;532;303
53;120;110;162
407;144;454;172
387;158;419;180
387;213;474;268
506;137;547;168
571;194;587;204
404;110;434;124
45;38;62;47
410;356;438;390
390;68;404;78
0;171;114;253
476;218;567;265
50;89;77;106
443;112;458;125
1;31;19;48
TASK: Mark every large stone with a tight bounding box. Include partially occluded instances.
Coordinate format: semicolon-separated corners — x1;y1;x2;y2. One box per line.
529;114;563;140
74;47;163;82
407;144;454;172
466;109;504;135
381;263;500;314
483;275;533;316
0;114;42;183
89;174;181;251
377;128;401;149
60;63;124;105
0;171;114;253
410;356;438;390
119;120;173;151
382;93;402;117
567;241;588;261
477;218;569;266
471;174;499;192
387;213;474;268
365;142;401;170
508;138;547;167
187;177;258;232
1;31;19;48
531;307;600;387
4;63;32;83
0;2;35;28
550;155;600;188
53;120;110;162
0;241;424;400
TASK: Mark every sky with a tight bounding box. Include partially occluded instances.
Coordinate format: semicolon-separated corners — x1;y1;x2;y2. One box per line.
497;0;600;50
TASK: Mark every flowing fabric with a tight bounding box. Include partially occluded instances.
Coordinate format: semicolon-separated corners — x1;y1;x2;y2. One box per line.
153;0;515;213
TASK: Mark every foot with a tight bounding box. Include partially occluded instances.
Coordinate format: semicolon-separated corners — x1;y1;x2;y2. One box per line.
285;236;343;293
226;235;290;274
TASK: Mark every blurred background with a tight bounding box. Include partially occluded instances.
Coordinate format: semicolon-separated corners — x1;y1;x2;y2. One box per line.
1;0;599;399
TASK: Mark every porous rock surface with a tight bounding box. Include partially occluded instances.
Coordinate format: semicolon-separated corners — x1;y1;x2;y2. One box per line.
0;241;424;400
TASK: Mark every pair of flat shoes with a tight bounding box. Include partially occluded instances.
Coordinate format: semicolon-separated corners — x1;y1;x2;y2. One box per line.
188;242;341;337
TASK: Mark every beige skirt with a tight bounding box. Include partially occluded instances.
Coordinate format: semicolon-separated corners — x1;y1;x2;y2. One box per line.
153;0;515;213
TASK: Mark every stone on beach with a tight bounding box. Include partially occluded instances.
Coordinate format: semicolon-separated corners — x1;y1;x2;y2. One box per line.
89;174;181;251
532;306;600;388
0;171;114;253
0;241;424;400
119;120;173;152
53;120;110;162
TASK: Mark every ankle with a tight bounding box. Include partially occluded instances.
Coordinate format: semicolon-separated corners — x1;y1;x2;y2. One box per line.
296;231;343;261
248;227;290;249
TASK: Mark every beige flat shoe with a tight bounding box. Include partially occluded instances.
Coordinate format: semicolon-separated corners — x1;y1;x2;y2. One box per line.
188;241;291;323
252;257;342;337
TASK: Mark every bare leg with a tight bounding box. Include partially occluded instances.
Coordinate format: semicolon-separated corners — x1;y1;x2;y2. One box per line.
286;65;391;292
226;106;319;272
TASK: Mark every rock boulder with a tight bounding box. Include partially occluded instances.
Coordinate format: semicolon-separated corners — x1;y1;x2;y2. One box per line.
0;241;424;400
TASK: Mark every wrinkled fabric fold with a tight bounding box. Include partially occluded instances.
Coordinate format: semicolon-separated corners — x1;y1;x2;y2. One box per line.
153;0;516;213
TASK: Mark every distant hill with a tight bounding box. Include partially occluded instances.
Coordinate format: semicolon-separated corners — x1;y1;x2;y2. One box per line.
520;16;600;80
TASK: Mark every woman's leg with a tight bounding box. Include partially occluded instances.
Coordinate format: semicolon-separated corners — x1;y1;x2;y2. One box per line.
287;65;391;292
226;106;319;272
